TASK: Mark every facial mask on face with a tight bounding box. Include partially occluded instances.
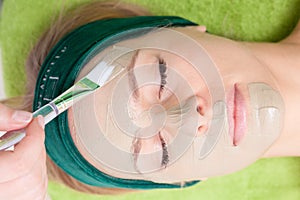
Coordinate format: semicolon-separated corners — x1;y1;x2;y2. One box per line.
72;27;227;174
72;27;284;182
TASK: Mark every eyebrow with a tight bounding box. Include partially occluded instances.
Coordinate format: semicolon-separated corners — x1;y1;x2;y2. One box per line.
127;50;140;99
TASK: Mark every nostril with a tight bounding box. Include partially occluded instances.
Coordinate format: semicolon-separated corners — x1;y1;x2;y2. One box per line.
198;125;208;135
196;106;205;116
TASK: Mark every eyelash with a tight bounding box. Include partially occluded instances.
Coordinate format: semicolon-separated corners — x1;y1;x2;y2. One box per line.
159;132;169;168
158;58;167;99
158;58;169;168
131;133;169;170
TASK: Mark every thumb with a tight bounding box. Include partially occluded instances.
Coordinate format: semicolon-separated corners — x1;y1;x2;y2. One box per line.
0;103;32;131
0;116;45;183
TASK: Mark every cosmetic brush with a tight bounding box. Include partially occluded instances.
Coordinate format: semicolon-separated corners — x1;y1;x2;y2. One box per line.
0;47;130;151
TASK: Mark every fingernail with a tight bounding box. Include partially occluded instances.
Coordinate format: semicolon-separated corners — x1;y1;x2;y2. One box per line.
37;115;45;130
12;110;32;123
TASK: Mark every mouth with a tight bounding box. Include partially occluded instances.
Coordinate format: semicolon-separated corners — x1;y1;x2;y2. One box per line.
227;84;247;146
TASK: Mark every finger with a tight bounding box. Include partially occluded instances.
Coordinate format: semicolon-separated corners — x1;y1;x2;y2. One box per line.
0;153;48;200
0;116;45;183
0;103;32;131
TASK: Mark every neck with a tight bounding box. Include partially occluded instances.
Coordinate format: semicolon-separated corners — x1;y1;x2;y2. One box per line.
243;42;300;158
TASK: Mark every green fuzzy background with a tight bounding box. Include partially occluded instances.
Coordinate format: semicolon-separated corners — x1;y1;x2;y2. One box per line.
1;0;300;199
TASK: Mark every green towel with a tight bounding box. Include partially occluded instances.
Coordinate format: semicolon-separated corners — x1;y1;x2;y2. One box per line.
1;0;299;199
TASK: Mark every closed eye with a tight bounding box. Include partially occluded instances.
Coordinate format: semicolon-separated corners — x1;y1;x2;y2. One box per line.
127;52;170;171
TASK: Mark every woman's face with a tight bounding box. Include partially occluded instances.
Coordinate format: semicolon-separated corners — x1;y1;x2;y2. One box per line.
69;26;284;183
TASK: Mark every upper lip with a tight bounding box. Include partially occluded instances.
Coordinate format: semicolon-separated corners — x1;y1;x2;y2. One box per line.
227;84;247;146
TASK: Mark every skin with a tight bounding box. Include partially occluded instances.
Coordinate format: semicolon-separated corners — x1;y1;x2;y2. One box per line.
69;20;300;183
243;29;300;158
180;22;300;159
0;104;48;200
175;24;300;158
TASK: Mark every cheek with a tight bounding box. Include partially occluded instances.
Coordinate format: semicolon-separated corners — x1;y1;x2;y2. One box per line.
169;57;210;95
185;71;207;94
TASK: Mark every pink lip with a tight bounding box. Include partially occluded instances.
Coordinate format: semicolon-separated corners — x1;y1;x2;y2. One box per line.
227;84;247;146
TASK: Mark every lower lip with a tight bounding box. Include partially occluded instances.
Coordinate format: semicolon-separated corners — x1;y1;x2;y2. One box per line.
227;84;247;146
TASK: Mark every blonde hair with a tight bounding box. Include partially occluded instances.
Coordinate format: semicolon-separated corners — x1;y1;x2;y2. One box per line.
10;0;151;195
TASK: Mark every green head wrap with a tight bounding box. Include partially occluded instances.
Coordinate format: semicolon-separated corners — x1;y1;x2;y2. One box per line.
33;16;200;189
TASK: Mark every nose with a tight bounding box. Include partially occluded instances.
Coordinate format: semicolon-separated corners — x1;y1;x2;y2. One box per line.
196;96;209;135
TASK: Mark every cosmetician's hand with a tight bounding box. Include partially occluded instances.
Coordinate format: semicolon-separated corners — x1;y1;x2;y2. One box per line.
0;103;48;200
